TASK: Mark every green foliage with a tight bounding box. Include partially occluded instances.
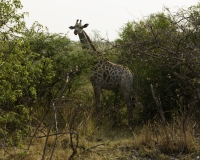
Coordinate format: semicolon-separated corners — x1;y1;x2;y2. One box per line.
1;0;200;155
0;0;94;147
0;0;27;40
0;0;30;147
117;5;200;120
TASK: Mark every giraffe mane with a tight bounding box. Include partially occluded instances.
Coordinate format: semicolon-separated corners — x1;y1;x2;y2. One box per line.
83;30;97;52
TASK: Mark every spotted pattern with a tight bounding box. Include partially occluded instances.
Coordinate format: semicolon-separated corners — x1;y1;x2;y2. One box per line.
69;20;135;126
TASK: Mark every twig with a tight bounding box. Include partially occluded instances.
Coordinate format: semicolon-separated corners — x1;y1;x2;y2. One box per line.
50;102;58;160
33;132;69;138
68;106;79;160
27;108;50;150
41;117;52;160
180;91;199;154
150;84;169;142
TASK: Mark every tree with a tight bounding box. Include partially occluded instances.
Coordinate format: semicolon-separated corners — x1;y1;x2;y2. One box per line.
0;0;27;40
0;0;30;147
116;4;200;121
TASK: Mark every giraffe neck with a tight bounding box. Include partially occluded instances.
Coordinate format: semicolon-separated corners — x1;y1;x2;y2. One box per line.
78;30;99;55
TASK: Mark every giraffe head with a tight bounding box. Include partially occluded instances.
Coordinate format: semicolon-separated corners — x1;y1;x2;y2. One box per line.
69;19;89;35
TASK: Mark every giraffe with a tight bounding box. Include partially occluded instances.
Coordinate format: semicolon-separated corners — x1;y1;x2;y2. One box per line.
69;20;135;126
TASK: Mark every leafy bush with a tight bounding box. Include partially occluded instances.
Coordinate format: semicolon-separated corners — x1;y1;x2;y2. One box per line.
116;4;200;120
0;0;94;147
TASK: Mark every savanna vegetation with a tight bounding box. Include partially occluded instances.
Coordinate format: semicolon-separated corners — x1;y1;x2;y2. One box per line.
0;0;199;159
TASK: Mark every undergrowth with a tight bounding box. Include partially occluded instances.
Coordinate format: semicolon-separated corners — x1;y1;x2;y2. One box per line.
0;110;199;160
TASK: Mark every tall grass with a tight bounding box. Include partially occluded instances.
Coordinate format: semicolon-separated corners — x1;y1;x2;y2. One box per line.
132;117;199;158
1;111;199;160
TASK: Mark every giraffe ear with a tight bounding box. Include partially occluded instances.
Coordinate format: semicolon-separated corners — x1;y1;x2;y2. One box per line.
81;23;89;29
69;26;75;29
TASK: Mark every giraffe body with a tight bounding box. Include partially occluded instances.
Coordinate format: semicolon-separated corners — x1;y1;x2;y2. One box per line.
69;20;134;126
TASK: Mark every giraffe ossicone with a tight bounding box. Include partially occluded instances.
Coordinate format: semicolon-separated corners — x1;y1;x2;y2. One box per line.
69;20;135;126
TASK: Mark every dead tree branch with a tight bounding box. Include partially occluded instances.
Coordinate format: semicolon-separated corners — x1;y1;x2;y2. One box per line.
150;84;169;142
68;106;79;160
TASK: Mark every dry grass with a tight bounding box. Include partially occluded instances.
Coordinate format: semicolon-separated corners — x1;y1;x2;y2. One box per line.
0;110;199;160
132;118;200;159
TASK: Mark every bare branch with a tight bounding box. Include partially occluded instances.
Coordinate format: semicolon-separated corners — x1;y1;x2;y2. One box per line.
150;84;169;143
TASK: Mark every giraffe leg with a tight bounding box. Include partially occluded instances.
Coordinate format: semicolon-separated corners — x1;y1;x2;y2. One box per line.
125;93;134;126
93;86;101;111
121;85;134;126
120;74;134;127
113;90;119;126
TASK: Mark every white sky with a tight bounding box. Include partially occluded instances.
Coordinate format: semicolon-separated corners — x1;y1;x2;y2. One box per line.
20;0;199;41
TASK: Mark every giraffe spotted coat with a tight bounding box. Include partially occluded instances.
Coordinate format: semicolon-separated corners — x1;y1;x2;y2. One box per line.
69;20;134;126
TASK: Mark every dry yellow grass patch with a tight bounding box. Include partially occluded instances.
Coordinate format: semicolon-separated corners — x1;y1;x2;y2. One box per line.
0;114;199;160
132;119;199;159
